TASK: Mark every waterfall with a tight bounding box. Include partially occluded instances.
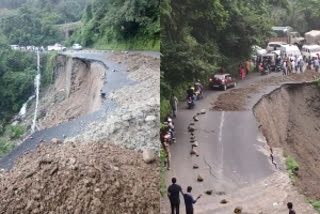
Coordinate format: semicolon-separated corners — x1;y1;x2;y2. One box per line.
31;52;41;133
18;95;35;117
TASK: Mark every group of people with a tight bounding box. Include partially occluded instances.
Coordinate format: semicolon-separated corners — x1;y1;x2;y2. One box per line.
167;177;201;214
167;177;297;214
186;80;204;106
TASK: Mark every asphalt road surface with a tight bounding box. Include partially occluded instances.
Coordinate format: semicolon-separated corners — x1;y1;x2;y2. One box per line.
165;72;279;213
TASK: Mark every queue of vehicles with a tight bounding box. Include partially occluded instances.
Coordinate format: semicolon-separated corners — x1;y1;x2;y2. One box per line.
10;43;82;51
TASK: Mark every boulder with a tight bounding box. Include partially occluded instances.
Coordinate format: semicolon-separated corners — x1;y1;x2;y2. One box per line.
197;175;204;182
143;149;156;164
188;126;195;132
193;116;199;122
201;109;206;114
193;164;199;169
234;207;242;214
192;142;199;147
51;138;62;145
220;199;228;204
205;190;213;195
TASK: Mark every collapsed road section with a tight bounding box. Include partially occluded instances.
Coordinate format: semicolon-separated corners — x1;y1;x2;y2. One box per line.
0;51;160;213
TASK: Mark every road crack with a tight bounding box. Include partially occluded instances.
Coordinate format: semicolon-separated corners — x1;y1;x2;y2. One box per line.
203;156;216;178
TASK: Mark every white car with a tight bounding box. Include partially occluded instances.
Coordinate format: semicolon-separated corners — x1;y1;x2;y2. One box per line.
72;43;82;50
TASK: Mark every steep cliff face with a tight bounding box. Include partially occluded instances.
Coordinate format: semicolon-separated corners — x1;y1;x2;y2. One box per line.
254;83;320;199
37;55;104;129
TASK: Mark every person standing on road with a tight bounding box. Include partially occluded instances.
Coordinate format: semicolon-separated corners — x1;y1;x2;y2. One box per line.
184;186;202;214
171;94;178;118
168;177;184;214
287;202;296;214
298;58;304;73
245;60;251;75
314;58;319;72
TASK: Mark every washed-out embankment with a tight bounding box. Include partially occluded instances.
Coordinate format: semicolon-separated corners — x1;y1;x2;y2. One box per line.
0;52;160;169
254;82;320;200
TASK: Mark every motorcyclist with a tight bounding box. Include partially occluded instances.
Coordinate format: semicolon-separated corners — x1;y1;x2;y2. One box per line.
186;86;196;101
194;79;203;95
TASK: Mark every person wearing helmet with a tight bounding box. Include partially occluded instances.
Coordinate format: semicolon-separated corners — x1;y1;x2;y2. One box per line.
186;86;196;101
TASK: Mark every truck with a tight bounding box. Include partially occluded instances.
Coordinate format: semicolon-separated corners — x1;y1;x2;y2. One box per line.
270;26;305;47
304;30;320;45
47;43;66;51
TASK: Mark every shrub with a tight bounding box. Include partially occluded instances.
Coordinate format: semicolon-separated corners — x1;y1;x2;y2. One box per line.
160;147;167;197
285;155;299;185
0;139;16;157
8;125;25;140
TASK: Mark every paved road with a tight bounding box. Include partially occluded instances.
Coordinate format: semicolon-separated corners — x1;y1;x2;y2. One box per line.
0;51;159;169
165;72;278;213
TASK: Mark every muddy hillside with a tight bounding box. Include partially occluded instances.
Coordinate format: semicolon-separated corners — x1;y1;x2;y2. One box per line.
254;82;320;199
22;55;105;131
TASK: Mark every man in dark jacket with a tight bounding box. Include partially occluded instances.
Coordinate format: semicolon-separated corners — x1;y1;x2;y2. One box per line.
183;186;201;214
167;177;184;214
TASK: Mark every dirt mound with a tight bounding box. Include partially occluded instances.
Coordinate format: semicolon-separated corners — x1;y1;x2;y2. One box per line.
0;142;160;214
254;82;320;199
212;87;260;111
212;71;320;111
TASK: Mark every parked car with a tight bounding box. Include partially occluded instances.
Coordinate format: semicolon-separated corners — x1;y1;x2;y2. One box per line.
209;73;236;91
72;43;82;50
48;43;66;51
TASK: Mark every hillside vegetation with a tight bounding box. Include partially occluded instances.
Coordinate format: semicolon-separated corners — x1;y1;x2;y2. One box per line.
70;0;160;50
0;0;87;45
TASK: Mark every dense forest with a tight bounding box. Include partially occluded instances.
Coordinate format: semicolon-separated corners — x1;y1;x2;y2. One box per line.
0;0;87;45
70;0;160;50
160;0;320;120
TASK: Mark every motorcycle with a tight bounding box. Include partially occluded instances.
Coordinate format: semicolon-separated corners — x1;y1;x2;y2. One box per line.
163;130;175;145
261;64;270;75
194;89;203;100
187;96;194;109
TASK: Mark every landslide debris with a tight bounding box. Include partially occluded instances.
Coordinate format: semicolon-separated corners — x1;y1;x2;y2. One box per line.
0;141;160;214
212;71;320;111
74;53;160;153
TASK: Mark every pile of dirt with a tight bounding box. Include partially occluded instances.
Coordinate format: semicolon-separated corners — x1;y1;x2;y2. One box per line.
0;141;160;214
74;53;160;153
254;82;320;199
212;71;320;111
212;86;261;111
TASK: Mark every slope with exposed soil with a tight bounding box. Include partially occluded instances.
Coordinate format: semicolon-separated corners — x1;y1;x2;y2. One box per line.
254;82;320;200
